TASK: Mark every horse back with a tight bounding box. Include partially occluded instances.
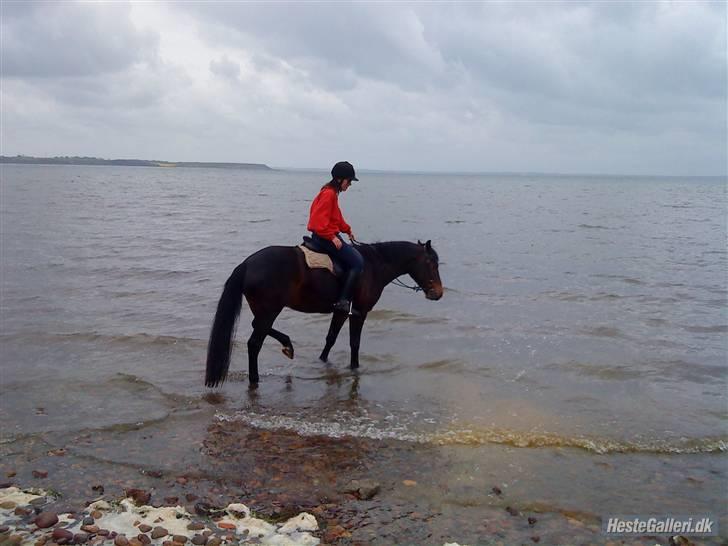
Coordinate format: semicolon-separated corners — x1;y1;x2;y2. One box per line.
242;245;339;313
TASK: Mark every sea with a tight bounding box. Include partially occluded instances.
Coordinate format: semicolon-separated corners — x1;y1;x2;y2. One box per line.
1;164;726;536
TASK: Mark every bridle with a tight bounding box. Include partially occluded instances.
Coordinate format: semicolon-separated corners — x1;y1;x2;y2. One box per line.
354;240;436;294
392;277;423;292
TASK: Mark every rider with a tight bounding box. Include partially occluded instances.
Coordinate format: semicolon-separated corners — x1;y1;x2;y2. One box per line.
307;161;364;313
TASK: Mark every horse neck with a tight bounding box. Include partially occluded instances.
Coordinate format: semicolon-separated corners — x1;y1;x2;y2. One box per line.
369;242;419;286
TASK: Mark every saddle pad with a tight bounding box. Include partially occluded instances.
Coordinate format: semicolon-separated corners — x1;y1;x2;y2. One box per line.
298;245;335;274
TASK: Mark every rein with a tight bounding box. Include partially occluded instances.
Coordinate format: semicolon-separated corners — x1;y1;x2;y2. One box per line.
391;278;423;292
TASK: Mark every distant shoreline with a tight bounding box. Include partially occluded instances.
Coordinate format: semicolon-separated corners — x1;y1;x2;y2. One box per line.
0;155;272;170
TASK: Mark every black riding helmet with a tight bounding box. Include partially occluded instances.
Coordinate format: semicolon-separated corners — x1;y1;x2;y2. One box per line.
331;161;358;182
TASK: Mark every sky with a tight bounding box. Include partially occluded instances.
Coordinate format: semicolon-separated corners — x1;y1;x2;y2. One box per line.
1;1;726;176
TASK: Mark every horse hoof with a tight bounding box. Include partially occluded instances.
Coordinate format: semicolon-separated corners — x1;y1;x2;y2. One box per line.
248;381;259;390
282;346;294;359
350;363;359;369
319;354;328;363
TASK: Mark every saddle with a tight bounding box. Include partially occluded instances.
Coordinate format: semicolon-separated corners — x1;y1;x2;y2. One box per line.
299;236;344;276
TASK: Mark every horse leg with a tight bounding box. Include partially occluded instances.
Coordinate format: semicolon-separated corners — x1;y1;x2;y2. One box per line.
319;311;348;362
268;328;294;359
348;311;367;369
247;311;280;386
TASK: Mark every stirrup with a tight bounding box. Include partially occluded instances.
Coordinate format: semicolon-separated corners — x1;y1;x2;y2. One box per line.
333;300;360;316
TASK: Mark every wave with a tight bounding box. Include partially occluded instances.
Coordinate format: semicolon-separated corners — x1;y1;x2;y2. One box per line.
577;224;611;230
579;326;626;338
215;411;727;455
680;324;728;334
366;309;445;324
0;331;207;349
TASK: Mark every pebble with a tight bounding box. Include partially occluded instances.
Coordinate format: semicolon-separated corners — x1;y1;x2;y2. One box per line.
14;506;32;516
172;535;188;543
151;527;168;539
0;525;9;533
528;516;538;525
138;525;152;533
125;489;151;506
505;506;519;516
491;486;503;495
324;525;350;543
97;529;110;536
74;533;89;544
91;511;103;519
128;539;143;546
0;501;17;509
5;471;16;478
35;511;59;528
114;536;129;546
402;480;417;487
32;470;48;479
137;534;151;545
52;528;74;542
186;523;204;531
191;536;207;546
82;517;94;526
531;536;540;543
81;525;99;534
5;535;22;544
206;539;222;546
217;522;235;530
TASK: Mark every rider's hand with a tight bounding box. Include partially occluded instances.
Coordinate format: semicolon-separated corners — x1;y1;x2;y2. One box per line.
332;237;343;250
349;232;357;243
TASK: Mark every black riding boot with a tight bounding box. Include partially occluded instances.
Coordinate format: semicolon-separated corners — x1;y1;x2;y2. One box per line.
333;269;360;314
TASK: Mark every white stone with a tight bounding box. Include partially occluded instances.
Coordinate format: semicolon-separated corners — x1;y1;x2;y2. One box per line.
226;502;250;518
279;513;318;534
87;499;112;511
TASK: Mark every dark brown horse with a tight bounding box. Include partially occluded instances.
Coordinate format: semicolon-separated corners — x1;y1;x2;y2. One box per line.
205;240;443;387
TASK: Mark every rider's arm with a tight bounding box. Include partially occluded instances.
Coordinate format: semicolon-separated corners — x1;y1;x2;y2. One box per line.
308;190;338;240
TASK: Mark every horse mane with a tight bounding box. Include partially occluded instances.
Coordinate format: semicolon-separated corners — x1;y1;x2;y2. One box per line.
355;240;420;266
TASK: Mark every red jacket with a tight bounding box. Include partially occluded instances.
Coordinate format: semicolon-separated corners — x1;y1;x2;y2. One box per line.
307;186;351;240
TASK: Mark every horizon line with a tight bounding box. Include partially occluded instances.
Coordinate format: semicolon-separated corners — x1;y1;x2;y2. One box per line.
2;154;725;179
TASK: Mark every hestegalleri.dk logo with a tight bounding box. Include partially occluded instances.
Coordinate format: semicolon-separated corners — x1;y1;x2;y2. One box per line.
602;515;718;536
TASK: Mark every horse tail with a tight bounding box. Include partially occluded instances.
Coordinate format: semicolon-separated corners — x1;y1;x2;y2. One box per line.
205;262;247;387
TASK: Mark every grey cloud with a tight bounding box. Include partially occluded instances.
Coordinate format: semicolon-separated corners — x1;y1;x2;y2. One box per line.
0;1;724;175
181;2;725;135
210;55;241;81
181;3;452;91
0;1;157;78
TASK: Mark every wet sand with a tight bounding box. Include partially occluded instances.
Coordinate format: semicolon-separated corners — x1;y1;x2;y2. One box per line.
1;406;721;546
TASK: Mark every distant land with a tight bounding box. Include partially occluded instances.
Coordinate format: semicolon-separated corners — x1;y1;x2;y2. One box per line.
0;155;272;170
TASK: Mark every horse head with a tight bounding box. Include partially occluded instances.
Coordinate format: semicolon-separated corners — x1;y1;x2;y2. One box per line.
410;240;443;300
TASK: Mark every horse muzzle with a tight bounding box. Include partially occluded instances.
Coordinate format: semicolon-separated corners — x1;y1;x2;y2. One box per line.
426;285;443;300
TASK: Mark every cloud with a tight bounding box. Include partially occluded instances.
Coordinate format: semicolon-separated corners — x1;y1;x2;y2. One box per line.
0;1;725;175
1;1;157;78
210;55;241;82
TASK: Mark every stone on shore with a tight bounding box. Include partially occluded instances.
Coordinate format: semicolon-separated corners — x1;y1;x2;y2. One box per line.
35;511;59;528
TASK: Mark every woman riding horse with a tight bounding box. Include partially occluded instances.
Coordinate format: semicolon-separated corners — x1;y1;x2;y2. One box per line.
307;161;364;314
205;163;443;388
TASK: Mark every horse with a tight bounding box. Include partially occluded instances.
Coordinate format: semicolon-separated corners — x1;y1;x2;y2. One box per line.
205;239;443;388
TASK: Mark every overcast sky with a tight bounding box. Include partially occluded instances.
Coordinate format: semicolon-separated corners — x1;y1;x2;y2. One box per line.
1;1;725;175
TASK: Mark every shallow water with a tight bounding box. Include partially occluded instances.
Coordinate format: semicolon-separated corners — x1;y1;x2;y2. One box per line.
1;164;726;536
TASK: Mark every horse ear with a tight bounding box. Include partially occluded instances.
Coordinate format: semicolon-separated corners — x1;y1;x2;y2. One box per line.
417;239;423;245
425;240;432;250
